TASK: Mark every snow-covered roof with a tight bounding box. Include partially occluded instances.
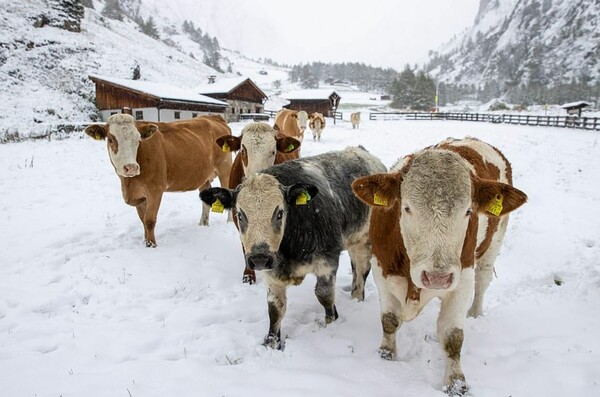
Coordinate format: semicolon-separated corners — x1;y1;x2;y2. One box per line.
283;89;341;101
89;75;227;106
196;77;267;98
560;101;591;109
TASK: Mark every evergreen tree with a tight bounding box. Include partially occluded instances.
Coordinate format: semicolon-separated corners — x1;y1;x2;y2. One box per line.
44;0;85;32
391;65;416;109
102;0;125;21
141;16;160;39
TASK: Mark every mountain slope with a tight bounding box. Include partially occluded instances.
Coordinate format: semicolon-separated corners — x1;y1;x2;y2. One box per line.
425;0;600;89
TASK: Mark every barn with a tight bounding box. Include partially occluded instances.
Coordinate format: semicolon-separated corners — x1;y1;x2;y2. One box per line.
89;75;228;122
561;101;591;118
283;89;341;117
196;77;268;122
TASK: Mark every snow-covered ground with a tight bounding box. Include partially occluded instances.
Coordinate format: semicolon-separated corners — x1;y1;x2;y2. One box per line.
1;119;599;396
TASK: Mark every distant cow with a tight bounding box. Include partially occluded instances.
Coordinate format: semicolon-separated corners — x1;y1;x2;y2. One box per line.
214;122;301;284
274;109;309;143
201;147;386;349
350;112;361;129
85;114;232;247
309;112;326;141
352;137;527;394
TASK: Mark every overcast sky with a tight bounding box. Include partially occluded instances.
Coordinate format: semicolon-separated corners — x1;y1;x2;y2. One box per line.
151;0;481;70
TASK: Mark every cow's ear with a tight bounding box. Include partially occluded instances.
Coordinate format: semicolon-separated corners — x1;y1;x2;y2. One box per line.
139;124;158;140
286;183;318;206
216;135;241;152
84;124;107;140
352;173;402;208
200;187;237;209
473;177;527;217
276;136;301;154
273;124;281;132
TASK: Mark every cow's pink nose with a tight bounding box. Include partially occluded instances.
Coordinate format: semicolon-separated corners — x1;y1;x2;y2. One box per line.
123;163;139;176
421;271;454;290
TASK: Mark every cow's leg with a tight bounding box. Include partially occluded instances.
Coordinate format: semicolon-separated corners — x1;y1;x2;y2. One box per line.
372;259;403;360
438;268;474;395
142;192;163;248
198;181;211;226
315;270;339;324
468;217;508;318
263;276;287;350
348;242;372;301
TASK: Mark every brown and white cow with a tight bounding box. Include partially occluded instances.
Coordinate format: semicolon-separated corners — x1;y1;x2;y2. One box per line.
350;112;361;129
274;109;309;143
214;122;301;284
85;114;233;247
352;137;527;394
309;112;326;141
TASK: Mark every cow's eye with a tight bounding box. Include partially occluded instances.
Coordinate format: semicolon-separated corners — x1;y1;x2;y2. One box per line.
276;209;284;220
404;206;411;214
107;137;114;144
466;208;473;216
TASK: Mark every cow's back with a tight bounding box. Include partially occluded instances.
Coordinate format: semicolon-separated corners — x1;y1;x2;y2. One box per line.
266;147;385;260
136;116;231;192
274;109;300;139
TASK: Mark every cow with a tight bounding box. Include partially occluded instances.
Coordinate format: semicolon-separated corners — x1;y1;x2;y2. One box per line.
214;122;301;284
309;112;326;141
350;112;361;129
274;109;309;143
352;137;527;394
200;147;387;349
84;114;233;247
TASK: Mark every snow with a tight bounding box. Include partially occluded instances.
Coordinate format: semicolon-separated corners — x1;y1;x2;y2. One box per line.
195;76;255;95
89;74;228;106
1;118;600;396
284;89;340;101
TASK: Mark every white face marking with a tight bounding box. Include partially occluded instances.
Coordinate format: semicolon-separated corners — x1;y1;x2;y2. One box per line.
236;174;287;255
400;150;473;291
297;111;309;131
240;123;278;176
106;114;141;177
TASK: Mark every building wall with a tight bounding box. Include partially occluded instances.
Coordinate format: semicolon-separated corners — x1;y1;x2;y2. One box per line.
99;108;217;122
225;99;264;122
285;100;333;116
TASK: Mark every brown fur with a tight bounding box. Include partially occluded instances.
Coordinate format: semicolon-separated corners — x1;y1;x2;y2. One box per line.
86;116;232;246
309;112;326;129
274;109;302;141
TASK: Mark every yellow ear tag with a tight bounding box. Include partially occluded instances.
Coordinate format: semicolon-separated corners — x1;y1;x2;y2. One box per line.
222;143;231;152
373;193;388;206
286;144;295;152
295;191;310;205
211;198;225;213
94;132;102;140
486;194;503;216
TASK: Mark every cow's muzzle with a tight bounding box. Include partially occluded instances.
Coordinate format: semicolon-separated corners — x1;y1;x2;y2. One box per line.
122;163;140;177
421;271;454;290
246;253;275;271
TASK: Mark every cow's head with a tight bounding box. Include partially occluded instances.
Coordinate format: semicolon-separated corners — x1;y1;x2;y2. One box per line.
200;173;318;271
296;110;309;131
352;150;527;291
216;122;300;175
84;114;157;177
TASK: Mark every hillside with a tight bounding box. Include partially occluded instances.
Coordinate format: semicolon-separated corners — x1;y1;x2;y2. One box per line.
0;0;292;133
424;0;600;103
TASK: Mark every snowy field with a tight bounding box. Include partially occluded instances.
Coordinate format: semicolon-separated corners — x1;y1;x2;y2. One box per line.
1;118;599;397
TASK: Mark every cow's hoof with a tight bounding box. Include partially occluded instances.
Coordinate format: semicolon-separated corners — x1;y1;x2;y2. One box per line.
325;305;339;324
467;306;482;318
144;240;157;248
263;334;283;350
443;376;468;396
351;287;365;301
242;274;256;285
378;347;396;361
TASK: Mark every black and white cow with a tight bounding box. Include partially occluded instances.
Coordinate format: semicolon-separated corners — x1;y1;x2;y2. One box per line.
200;147;386;349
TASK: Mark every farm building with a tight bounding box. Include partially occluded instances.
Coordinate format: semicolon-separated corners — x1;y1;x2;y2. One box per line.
196;77;268;122
561;101;591;117
89;75;228;122
283;89;341;116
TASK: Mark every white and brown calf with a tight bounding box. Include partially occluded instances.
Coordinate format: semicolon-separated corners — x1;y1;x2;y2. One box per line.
309;112;326;141
350;112;361;129
352;137;527;395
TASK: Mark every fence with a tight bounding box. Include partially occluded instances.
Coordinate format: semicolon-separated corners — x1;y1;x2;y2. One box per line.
368;112;600;131
0;123;91;143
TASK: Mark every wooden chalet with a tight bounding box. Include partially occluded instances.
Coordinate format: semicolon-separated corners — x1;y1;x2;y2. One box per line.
196;77;268;122
89;75;228;122
561;101;591;117
283;89;341;116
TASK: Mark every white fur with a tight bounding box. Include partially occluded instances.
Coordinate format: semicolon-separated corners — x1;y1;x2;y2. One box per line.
107;114;141;177
240;123;279;176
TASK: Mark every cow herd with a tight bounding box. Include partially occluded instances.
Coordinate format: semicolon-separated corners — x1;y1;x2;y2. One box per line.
84;111;527;395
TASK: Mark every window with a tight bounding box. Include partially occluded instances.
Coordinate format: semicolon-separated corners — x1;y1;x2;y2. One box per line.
231;108;236;114
192;113;198;118
110;112;118;116
174;111;181;120
135;111;143;120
